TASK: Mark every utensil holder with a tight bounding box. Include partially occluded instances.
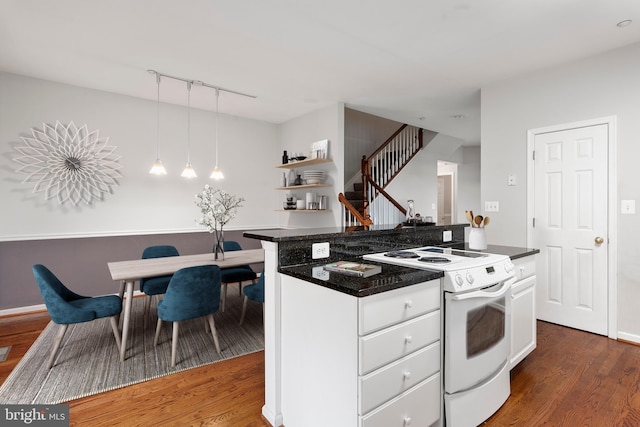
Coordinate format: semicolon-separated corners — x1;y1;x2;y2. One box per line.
468;227;487;250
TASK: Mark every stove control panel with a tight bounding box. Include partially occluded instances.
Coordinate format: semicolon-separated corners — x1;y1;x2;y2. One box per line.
444;259;515;292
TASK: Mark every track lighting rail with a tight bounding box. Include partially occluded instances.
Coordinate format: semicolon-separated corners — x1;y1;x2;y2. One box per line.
147;69;256;99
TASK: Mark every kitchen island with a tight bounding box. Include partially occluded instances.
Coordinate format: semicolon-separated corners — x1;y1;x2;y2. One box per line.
245;225;538;427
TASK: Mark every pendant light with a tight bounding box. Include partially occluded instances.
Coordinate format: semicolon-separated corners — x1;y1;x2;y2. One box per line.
209;88;224;180
149;73;167;175
181;81;197;178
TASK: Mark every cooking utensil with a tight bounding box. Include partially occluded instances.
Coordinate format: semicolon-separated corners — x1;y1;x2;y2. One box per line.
465;210;474;226
474;215;483;227
483;216;490;228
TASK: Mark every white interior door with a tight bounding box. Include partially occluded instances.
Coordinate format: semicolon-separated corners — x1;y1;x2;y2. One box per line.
534;123;608;335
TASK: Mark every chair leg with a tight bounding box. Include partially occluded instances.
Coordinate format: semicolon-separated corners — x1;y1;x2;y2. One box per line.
153;317;163;346
239;296;249;325
48;324;68;369
207;314;221;354
116;280;125;325
109;316;122;351
221;282;228;312
171;321;180;367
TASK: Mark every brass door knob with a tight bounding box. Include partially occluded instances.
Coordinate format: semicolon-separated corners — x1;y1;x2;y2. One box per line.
595;236;604;245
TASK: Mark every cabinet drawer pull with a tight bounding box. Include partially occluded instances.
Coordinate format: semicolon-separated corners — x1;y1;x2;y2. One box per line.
403;371;412;381
403;416;412;426
405;299;413;309
405;335;413;344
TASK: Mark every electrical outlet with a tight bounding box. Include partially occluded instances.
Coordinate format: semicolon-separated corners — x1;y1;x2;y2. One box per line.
485;201;500;212
312;242;330;259
312;266;330;281
443;230;452;242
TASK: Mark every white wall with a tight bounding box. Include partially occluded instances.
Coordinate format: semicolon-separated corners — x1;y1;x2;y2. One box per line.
481;42;640;340
0;72;279;240
276;104;344;228
344;108;403;184
386;133;473;223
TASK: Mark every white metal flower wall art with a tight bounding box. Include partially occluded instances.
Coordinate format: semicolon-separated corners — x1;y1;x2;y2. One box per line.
13;121;122;206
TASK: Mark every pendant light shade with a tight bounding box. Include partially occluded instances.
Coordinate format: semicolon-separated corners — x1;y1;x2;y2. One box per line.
210;88;224;180
181;81;197;178
146;69;255;177
149;73;167;175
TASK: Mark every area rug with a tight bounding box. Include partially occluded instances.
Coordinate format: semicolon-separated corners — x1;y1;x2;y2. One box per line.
0;290;264;404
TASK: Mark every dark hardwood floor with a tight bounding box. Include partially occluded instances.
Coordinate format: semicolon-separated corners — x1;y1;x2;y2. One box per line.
2;311;640;426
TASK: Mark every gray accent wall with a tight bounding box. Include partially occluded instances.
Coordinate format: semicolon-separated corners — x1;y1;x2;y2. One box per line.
0;231;263;311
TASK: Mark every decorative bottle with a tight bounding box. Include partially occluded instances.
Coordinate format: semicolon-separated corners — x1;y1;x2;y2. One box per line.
282;150;288;164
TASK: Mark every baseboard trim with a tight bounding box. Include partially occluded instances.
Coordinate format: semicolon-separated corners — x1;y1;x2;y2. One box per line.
617;331;640;346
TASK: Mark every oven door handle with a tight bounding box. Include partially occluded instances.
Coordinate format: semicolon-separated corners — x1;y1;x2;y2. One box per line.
451;276;516;301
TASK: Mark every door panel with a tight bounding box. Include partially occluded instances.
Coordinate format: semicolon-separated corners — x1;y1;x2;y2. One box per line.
534;124;608;335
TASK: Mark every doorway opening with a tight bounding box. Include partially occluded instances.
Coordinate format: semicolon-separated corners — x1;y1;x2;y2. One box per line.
437;161;458;225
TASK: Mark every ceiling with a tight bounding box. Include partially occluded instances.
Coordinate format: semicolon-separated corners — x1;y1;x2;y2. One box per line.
1;1;639;145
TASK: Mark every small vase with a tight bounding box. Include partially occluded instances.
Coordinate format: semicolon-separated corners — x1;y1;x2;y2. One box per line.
468;227;487;250
213;228;225;260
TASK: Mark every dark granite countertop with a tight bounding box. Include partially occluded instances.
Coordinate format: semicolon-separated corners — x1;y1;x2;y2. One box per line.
279;258;443;297
244;224;465;243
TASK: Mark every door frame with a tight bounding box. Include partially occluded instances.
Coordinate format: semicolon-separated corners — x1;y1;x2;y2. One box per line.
526;116;618;339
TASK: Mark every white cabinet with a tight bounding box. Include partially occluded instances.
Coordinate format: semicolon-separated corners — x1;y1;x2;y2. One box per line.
280;275;441;427
510;256;537;369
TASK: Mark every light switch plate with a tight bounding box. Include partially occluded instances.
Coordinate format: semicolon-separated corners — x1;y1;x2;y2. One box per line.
312;242;330;259
621;200;636;214
485;201;500;212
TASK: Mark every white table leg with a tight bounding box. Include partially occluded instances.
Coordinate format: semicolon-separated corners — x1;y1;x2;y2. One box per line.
120;280;134;362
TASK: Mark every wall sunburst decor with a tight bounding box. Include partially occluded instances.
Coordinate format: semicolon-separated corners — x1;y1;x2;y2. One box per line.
13;121;122;206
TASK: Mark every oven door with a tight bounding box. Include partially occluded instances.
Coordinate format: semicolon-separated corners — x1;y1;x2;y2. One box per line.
444;277;516;394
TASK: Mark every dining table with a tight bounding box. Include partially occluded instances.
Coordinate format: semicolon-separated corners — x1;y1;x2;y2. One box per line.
108;248;265;362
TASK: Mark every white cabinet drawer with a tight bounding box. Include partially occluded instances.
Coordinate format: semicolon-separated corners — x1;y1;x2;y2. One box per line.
359;341;440;415
359;280;440;335
512;256;536;281
359;311;440;375
360;373;441;427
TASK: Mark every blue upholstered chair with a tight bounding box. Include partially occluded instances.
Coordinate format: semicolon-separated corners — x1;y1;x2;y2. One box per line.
32;264;123;369
153;265;222;367
239;272;265;326
218;241;257;312
140;245;179;316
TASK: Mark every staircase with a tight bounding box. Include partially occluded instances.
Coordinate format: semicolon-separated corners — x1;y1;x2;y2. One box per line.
340;124;431;228
343;181;365;217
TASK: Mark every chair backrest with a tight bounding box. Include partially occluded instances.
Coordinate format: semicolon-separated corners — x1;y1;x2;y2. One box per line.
32;264;95;324
158;265;222;322
140;245;180;289
142;245;179;259
244;272;265;303
222;240;242;252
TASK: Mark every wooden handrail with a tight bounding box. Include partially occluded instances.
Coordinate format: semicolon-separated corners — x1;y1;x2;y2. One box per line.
365;124;408;162
338;193;373;226
365;178;407;216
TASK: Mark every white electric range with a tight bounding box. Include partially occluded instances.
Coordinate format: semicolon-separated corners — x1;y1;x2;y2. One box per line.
363;246;515;292
364;246;517;427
